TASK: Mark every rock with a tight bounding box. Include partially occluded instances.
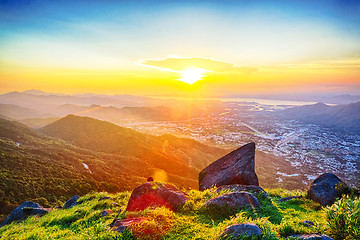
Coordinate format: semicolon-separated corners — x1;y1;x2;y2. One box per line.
302;220;315;227
147;177;154;182
278;196;301;202
216;184;268;198
220;223;262;239
99;209;113;216
204;192;261;210
112;217;147;233
199;142;258;191
63;195;80;208
99;196;112;201
288;234;334;240
0;201;49;227
307;173;347;206
126;182;188;212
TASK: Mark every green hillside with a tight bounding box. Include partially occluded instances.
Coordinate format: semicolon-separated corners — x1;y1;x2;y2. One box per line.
0;188;358;240
0;117;225;217
39;115;226;181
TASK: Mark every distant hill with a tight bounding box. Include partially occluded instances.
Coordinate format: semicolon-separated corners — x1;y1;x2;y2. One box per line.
277;102;360;134
17;117;60;128
0;104;53;120
0;91;150;113
55;104;192;122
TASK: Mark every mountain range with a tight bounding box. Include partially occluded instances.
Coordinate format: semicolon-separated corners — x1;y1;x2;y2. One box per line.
277;102;360;134
0;91;224;125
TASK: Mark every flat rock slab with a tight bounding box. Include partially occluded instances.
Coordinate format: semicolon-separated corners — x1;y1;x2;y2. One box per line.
126;182;188;212
288;234;334;240
199;142;259;191
216;184;268;198
204;191;261;210
307;173;346;206
0;201;49;227
220;223;262;239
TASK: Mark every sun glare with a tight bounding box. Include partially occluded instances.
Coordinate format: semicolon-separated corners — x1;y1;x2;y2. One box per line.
179;68;208;84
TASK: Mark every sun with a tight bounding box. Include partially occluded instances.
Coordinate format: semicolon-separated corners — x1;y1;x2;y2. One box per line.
179;68;208;84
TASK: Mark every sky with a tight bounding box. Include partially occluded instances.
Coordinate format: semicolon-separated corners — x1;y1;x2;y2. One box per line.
0;0;359;97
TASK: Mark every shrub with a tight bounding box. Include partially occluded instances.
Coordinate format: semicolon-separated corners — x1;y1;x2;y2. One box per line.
326;195;360;240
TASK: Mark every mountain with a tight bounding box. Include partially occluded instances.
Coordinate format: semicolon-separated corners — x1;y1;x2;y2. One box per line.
17;117;60;128
39;115;226;174
277;102;360;134
0;117;158;214
0;116;226;215
0;104;54;120
55;104;192;122
0;91;149;113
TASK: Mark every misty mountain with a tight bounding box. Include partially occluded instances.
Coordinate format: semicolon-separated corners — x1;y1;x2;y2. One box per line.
0;104;54;120
55;104;196;122
277;102;360;134
17;118;60;129
0;91;150;113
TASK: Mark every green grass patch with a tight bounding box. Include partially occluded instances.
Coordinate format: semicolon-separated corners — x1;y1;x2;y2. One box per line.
0;188;358;239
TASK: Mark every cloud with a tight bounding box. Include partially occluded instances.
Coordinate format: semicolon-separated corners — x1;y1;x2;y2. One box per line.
139;56;257;73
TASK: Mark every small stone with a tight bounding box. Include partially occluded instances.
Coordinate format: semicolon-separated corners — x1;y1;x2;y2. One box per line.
288;234;334;240
112;217;147;233
302;220;315;227
63;195;80;209
147;177;154;182
99;196;112;201
99;209;113;216
220;223;262;239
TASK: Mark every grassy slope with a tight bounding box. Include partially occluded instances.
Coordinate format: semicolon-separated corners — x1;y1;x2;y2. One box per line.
1;188;358;240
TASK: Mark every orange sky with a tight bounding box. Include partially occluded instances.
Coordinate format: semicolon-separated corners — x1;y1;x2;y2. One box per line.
0;1;359;97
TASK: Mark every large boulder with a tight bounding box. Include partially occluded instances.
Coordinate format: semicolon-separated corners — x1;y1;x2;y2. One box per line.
126;182;188;212
220;223;262;239
307;173;346;206
204;191;261;210
0;201;49;227
288;234;334;240
199;142;258;191
216;184;268;198
63;195;80;209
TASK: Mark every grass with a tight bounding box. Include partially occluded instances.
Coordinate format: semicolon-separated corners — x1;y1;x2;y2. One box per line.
0;188;358;239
